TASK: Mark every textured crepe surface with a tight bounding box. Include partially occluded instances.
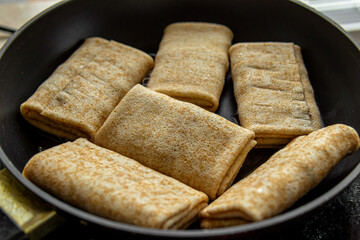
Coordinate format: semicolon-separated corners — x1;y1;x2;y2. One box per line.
200;124;360;228
94;84;256;200
23;138;208;229
20;37;154;140
147;22;233;112
230;42;322;147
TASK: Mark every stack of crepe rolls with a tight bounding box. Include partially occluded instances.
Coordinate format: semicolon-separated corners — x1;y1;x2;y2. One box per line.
230;42;322;148
23;138;209;229
20;37;154;140
199;124;360;228
147;22;233;112
94;84;257;200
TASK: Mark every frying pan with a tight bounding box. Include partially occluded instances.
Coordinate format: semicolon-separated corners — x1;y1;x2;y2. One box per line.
1;0;360;239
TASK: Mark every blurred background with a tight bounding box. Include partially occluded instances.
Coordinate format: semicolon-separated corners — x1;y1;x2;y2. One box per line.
299;0;360;42
1;0;360;48
0;0;61;48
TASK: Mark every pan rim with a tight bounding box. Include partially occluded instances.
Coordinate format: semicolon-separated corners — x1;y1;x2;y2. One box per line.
1;0;360;237
290;0;360;51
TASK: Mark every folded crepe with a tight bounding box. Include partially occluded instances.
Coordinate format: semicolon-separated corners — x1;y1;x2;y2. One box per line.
23;138;208;229
94;85;256;200
230;42;322;148
199;124;360;228
147;22;233;112
20;37;154;140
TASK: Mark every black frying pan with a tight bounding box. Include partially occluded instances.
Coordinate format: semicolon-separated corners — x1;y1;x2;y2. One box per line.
1;0;360;239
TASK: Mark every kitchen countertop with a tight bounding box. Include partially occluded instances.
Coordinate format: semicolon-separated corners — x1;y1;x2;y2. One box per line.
0;1;61;49
1;1;360;240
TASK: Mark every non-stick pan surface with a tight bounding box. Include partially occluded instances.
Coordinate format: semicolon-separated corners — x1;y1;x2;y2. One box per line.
1;0;360;238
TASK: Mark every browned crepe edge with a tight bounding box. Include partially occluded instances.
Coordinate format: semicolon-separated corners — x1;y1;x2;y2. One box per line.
293;45;322;130
216;139;257;197
165;202;208;229
20;109;89;140
163;22;234;40
149;86;219;112
254;137;292;148
200;218;249;229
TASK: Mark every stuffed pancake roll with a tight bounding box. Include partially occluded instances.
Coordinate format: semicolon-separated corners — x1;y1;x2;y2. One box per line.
230;42;322;148
20;37;154;140
200;124;360;228
23;138;208;229
147;22;233;112
94;85;256;200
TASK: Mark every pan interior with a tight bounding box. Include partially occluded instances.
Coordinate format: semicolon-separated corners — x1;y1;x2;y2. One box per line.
0;0;360;237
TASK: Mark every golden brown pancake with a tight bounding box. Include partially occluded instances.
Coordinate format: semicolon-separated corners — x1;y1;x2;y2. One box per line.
230;42;322;147
94;85;256;200
200;124;360;228
147;22;233;112
20;37;154;140
23;138;208;229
